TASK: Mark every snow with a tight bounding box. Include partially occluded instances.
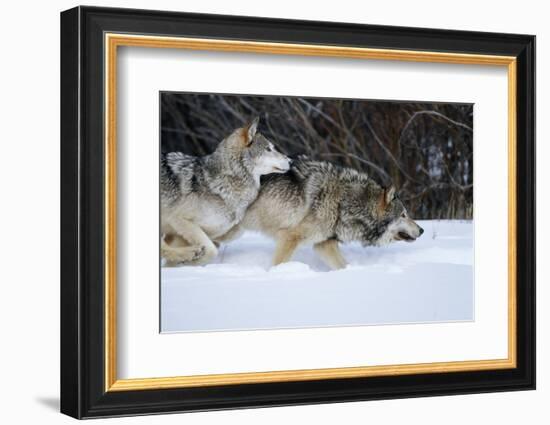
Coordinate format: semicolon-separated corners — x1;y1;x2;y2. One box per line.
161;220;473;333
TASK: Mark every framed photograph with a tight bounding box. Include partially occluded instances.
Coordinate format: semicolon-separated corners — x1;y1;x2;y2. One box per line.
60;6;535;419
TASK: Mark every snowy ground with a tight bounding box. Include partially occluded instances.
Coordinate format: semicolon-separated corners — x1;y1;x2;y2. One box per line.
161;220;473;333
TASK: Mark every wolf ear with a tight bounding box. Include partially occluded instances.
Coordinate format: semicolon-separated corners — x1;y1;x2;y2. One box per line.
384;185;396;205
245;117;260;146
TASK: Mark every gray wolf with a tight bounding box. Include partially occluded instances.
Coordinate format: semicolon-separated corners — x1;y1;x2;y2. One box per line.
160;117;291;266
241;157;424;270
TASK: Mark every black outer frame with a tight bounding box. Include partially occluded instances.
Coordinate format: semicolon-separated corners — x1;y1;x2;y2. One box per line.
60;5;535;419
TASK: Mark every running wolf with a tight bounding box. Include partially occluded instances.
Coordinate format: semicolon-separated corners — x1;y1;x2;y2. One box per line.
242;157;424;270
161;118;291;266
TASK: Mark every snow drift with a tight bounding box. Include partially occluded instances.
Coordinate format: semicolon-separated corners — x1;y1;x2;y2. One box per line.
161;220;473;333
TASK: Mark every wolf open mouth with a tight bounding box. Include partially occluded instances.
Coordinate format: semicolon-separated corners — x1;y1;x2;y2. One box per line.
397;232;416;242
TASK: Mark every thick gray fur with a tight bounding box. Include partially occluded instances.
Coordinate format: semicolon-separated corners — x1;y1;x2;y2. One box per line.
160;118;290;266
242;157;424;269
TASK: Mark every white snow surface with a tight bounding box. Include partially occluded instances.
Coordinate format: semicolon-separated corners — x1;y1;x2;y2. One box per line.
161;220;473;333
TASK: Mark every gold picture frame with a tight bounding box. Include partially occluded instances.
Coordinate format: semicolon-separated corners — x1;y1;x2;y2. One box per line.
104;33;517;392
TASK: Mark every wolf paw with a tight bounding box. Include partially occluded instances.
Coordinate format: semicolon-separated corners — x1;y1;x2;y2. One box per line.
163;244;217;266
189;246;206;262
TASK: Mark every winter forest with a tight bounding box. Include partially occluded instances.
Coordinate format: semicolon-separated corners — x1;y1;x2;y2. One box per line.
160;92;473;220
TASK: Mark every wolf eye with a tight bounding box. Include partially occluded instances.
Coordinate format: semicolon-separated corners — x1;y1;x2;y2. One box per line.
401;212;407;218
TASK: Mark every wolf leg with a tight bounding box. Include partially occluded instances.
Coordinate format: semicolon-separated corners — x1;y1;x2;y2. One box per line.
161;234;193;267
161;237;194;267
272;233;301;266
163;233;187;247
314;239;348;270
163;218;218;265
214;224;244;245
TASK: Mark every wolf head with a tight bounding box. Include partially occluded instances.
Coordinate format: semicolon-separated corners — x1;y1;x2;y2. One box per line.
375;186;424;245
337;179;423;247
220;117;291;180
